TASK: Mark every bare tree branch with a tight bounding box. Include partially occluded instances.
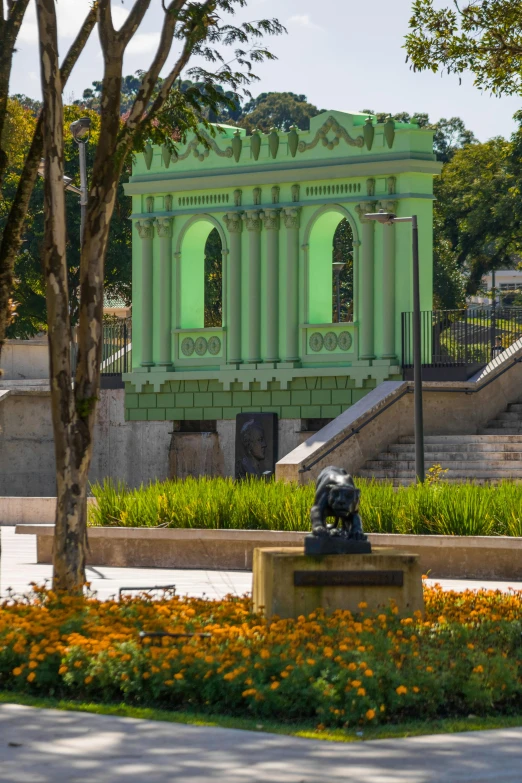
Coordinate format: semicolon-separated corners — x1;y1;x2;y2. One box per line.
116;0;151;48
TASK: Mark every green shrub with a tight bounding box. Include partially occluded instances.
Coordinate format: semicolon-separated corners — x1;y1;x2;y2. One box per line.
89;477;522;536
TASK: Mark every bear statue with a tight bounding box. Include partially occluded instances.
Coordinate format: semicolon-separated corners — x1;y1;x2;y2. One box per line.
310;466;367;541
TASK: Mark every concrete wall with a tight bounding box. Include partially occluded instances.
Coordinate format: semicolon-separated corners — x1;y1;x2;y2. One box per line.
0;388;311;495
1;340;49;380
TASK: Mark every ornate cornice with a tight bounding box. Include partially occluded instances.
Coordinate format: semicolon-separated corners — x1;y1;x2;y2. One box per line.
355;202;376;223
135;218;154;239
155;216;173;238
378;200;398;215
172;130;233;164
224;212;243;234
298;116;364;153
283;207;301;230
261;208;281;231
242;209;262;232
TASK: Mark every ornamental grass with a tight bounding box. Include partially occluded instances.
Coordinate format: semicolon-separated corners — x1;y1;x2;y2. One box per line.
1;585;522;728
90;477;522;536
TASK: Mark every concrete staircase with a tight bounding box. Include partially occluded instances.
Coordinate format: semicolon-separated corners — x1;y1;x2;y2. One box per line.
358;402;522;485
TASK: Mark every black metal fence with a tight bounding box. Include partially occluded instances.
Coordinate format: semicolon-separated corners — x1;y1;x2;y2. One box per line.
401;308;522;379
101;316;132;375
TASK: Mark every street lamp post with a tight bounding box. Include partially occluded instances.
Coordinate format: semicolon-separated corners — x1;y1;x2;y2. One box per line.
364;209;425;483
69;117;91;245
332;261;345;323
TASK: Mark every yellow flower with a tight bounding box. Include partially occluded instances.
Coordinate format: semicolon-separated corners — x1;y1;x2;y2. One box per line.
142;672;150;679
358;602;368;610
242;688;257;697
12;667;22;677
260;649;270;659
472;665;484;674
323;647;333;658
270;681;280;690
357;687;366;696
396;685;408;695
351;680;362;688
174;673;184;680
27;672;36;683
366;709;376;720
426;666;434;673
413;686;420;693
164;679;174;686
242;648;251;658
28;660;38;669
348;662;357;671
84;676;93;685
58;665;68;675
364;669;373;677
306;658;316;666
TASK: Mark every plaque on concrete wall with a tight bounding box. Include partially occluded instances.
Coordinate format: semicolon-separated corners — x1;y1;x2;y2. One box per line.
235;413;277;479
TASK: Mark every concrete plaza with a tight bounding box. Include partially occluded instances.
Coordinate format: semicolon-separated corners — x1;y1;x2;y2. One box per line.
0;703;522;782
2;526;522;600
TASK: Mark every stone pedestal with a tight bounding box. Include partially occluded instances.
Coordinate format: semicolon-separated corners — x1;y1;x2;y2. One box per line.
252;547;423;619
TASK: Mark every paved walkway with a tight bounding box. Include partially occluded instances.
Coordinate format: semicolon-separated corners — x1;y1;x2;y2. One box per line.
1;703;522;782
2;527;522;600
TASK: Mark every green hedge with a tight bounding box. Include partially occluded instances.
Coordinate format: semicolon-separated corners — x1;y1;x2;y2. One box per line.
89;478;522;536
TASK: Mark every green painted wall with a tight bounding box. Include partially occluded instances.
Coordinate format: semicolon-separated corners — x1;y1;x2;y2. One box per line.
123;109;440;419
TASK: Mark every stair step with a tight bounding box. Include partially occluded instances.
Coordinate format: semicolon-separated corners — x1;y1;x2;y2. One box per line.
387;443;522;454
399;434;522;443
495;412;522;421
358;468;522;478
356;474;520;486
508;403;522;412
376;451;522;462
478;429;522;435
366;459;522;471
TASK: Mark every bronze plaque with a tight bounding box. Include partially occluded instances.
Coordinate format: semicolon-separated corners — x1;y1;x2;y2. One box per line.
293;570;404;588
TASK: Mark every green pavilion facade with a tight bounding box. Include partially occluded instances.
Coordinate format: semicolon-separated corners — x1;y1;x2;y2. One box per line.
123;110;440;429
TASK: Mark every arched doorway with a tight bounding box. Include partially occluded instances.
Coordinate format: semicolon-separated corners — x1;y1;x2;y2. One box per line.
308;211;354;324
179;219;223;329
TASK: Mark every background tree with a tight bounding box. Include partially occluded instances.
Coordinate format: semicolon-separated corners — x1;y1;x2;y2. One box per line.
34;0;283;593
237;91;320;132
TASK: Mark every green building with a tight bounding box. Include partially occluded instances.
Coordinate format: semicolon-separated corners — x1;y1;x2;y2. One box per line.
123;110;439;473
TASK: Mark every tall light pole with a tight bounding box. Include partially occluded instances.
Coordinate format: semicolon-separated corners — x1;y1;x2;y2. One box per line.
365;209;425;483
69;117;91;245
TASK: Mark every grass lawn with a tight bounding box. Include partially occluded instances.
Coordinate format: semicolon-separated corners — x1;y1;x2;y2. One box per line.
1;690;522;743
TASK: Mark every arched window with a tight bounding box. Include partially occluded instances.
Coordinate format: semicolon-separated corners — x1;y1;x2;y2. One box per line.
204;228;222;327
332;218;353;322
179;220;223;329
308;211;354;324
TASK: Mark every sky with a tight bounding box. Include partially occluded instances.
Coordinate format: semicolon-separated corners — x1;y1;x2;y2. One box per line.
9;0;522;141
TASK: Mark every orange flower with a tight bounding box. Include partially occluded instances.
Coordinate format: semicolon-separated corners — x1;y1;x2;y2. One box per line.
365;709;376;720
270;681;280;690
27;672;36;683
357;687;366;696
396;685;408;695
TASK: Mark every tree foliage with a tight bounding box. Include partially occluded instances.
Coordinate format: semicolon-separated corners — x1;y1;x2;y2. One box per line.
237;91;320;132
405;0;522;96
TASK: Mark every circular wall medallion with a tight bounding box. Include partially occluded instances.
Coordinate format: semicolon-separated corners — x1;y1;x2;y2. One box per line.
195;336;208;356
181;337;195;356
309;332;324;352
207;336;221;355
338;331;353;351
324;332;338;351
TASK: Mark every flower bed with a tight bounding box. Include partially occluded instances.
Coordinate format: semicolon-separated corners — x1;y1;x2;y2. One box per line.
90;477;522;536
1;586;521;728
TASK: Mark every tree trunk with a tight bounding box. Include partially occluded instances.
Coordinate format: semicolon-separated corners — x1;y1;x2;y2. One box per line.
36;0;88;592
0;6;97;362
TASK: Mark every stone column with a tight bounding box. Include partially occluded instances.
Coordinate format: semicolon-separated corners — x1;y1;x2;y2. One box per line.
136;218;155;367
223;212;243;364
381;200;397;359
261;208;281;362
283;207;301;362
356;202;376;360
155;217;173;367
243;209;262;363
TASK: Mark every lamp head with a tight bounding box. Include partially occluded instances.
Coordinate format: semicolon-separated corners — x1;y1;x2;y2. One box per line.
332;261;345;274
70;117;91;142
364;209;396;224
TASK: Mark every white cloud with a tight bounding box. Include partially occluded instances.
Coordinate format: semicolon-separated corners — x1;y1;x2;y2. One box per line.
287;15;323;31
126;32;160;55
